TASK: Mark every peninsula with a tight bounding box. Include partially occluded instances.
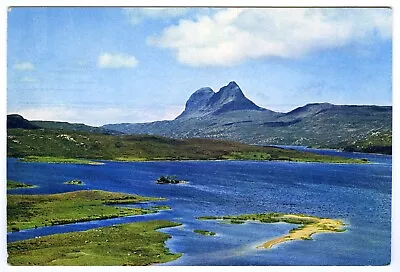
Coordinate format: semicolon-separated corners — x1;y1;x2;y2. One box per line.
199;212;346;249
7;190;165;231
7;189;181;266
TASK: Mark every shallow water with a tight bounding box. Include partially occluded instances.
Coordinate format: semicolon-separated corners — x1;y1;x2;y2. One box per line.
7;149;391;265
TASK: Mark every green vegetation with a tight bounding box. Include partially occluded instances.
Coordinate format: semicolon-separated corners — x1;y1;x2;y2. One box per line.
151;205;171;211
8;220;181;266
30;120;119;135
7;190;165;232
228;219;246;224
193;229;216;236
20;156;103;164
7;128;367;163
199;213;319;225
339;130;392;155
7;180;36;189
156;176;187;184
199;212;345;249
64;179;84;185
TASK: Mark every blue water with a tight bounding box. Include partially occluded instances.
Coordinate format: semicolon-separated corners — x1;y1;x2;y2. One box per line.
7;149;392;266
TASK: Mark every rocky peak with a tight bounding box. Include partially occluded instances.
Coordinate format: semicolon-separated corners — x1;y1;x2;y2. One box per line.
209;81;246;105
176;81;266;120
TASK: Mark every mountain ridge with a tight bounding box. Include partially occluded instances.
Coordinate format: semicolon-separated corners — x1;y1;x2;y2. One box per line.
102;81;392;150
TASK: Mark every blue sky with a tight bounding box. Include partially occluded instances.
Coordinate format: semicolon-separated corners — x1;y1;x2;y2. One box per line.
7;7;392;126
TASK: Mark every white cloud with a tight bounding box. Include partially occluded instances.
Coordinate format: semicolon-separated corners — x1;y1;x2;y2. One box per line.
13;62;35;70
149;8;392;67
124;8;189;24
97;53;139;69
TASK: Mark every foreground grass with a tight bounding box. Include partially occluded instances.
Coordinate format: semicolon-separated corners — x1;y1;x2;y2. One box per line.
193;229;216;236
8;220;181;266
7;180;36;189
7;128;366;163
7;190;164;232
20;156;103;165
199;213;345;249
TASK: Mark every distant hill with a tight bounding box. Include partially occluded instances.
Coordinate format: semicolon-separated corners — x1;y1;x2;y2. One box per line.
103;82;392;150
7;114;122;135
7;114;40;129
31;120;122;135
7;128;365;163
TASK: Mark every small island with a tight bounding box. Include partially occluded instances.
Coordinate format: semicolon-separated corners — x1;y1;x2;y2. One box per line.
194;229;216;236
7;180;37;189
199;212;345;249
156;176;187;185
64;179;84;185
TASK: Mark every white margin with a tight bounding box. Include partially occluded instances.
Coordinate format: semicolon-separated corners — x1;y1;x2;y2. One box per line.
0;1;398;272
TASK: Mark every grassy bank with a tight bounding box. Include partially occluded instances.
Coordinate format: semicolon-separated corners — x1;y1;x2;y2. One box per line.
8;128;366;164
20;156;103;164
7;180;37;189
8;220;181;266
199;212;345;249
7;190;165;232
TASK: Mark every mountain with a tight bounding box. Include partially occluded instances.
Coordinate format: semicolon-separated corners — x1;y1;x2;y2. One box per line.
7;114;40;129
103;81;392;150
176;81;267;119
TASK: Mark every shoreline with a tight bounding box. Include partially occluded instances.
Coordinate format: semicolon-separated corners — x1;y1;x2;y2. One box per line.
9;155;368;165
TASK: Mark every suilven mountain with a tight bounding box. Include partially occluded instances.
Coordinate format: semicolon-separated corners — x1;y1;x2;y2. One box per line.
102;81;392;149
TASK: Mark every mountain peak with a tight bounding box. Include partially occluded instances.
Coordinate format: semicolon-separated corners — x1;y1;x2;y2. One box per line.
176;81;266;120
193;87;214;95
227;81;239;88
214;81;246;101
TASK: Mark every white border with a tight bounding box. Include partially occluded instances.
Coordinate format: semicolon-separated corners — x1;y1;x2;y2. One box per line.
1;1;398;272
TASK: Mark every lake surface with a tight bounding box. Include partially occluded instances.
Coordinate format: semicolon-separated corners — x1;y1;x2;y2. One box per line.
7;149;392;266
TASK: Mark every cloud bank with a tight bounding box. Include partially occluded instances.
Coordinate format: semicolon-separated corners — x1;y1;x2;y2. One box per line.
149;8;392;67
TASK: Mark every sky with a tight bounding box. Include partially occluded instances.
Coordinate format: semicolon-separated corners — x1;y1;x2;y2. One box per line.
7;7;392;126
